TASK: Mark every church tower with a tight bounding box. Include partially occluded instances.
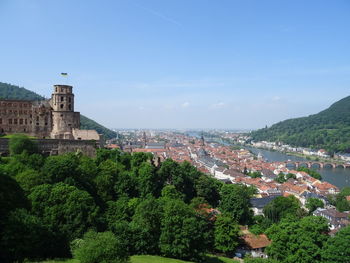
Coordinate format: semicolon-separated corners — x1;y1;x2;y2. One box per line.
50;85;80;139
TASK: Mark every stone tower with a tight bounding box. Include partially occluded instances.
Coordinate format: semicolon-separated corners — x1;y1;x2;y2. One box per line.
50;85;80;139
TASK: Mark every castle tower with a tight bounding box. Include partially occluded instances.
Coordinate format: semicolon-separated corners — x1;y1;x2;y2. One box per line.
50;85;80;139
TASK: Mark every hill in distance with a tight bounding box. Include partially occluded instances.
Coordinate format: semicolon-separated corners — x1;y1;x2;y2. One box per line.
0;82;117;140
251;95;350;153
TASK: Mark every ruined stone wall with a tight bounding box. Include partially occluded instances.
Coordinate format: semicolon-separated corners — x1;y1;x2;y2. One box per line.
51;111;80;139
0;100;52;138
0;138;97;157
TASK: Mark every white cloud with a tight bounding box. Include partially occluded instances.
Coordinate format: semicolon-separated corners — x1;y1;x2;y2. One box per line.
210;102;226;109
181;102;190;108
272;96;281;102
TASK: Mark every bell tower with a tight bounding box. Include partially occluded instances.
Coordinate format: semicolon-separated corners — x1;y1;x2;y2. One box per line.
50;85;80;139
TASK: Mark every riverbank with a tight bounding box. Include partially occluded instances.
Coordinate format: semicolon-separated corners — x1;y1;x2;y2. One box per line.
247;147;350;189
246;144;348;165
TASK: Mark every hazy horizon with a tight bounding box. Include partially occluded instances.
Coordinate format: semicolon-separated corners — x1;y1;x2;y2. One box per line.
1;0;349;129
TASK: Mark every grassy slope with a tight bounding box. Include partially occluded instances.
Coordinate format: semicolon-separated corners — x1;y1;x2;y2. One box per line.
0;82;117;139
33;255;238;263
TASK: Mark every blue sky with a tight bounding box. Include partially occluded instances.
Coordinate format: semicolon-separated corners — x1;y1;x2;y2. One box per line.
0;0;349;129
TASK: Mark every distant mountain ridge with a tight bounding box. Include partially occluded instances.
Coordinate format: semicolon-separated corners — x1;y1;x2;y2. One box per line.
251;95;350;153
0;82;117;139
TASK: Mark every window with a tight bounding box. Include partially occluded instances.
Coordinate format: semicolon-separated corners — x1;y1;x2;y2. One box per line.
25;119;28;125
60;104;64;109
0;118;2;124
19;119;23;125
61;96;64;102
14;119;18;125
69;97;71;103
68;104;71;110
8;119;12;124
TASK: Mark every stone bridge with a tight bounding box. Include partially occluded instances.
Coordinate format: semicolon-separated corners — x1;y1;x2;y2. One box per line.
278;161;350;169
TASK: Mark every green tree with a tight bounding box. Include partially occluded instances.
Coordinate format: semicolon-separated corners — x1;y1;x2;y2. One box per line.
305;198;324;213
131;152;153;169
214;214;240;255
297;167;322;180
322;225;350;263
161;185;185;200
159;199;210;261
219;184;253;224
0;173;29;223
15;169;49;194
105;197;139;228
157;159;200;202
29;183;100;241
266;216;329;263
195;175;222;207
71;230;129;263
130;197;162;255
0;209;56;263
136;162;159;197
263;195;303;223
244;257;280;263
95;159;118;202
42;153;80;183
9;134;38;155
114;170;139;198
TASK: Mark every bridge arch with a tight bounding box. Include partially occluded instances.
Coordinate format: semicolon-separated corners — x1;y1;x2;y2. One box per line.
286;162;297;169
324;163;335;169
335;164;345;169
299;162;309;168
310;163;322;169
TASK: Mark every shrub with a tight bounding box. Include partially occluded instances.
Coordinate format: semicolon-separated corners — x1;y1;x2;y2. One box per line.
71;230;129;263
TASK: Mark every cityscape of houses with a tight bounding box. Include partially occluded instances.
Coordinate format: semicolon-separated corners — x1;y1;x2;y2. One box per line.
107;129;350;253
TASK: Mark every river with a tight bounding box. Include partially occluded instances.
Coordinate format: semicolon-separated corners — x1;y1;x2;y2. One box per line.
247;147;350;189
186;132;350;189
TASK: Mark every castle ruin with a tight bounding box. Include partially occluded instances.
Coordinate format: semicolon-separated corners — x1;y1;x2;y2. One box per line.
0;84;100;142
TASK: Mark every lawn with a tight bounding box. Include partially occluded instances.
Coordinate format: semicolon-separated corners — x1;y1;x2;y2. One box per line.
33;255;238;263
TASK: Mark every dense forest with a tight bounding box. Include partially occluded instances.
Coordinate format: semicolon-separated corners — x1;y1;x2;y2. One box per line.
251;95;350;153
1;135;350;263
0;82;117;139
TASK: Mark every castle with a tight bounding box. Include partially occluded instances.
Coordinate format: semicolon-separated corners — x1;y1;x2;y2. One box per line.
0;84;100;141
